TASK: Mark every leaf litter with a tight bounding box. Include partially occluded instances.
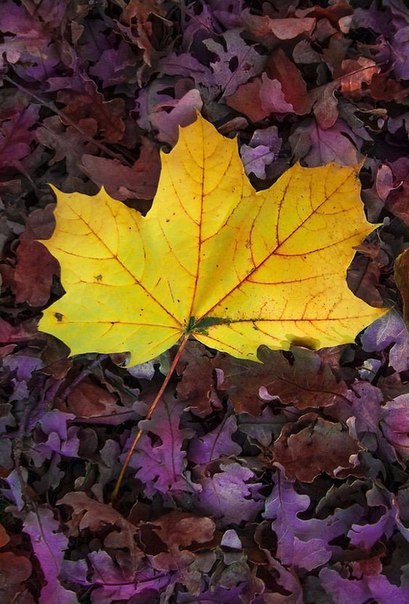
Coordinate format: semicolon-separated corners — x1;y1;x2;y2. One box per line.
1;1;409;602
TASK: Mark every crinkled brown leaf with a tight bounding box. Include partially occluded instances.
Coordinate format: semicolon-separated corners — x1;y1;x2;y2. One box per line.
273;413;362;482
215;346;349;414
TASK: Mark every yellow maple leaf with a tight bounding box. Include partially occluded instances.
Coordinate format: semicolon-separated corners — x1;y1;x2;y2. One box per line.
39;115;386;365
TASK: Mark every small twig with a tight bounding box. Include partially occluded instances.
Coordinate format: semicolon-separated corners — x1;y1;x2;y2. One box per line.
111;335;189;501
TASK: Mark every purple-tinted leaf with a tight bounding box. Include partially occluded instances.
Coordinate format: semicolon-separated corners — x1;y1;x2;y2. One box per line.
2;468;28;511
203;31;265;98
90;41;138;87
189;415;241;464
259;74;294;114
182;3;221;48
221;528;242;550
76;18;111;63
193;461;264;526
87;550;169;604
158;52;207;78
3;352;42;401
240;125;281;178
60;559;89;589
23;507;77;604
319;567;409;604
348;485;395;549
289;118;363;166
210;0;244;30
381;394;409;459
0;2;60;81
128;398;195;497
264;471;331;570
352;6;391;37
328;381;396;460
149;89;203;146
29;410;80;465
361;311;408;373
391;27;409;80
241;144;275;179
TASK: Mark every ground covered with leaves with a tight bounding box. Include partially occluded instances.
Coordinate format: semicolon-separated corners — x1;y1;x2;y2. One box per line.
1;0;409;602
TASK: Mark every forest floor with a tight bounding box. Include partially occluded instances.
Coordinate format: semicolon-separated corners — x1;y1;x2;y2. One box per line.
1;1;409;603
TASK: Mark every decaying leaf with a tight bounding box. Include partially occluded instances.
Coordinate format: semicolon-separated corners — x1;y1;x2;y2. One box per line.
273;413;362;482
38;115;385;365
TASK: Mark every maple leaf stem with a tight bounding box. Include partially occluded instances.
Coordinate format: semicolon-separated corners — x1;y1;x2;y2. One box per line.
111;334;190;501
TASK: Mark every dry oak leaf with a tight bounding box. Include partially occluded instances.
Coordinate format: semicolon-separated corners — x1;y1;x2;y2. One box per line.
272;413;362;482
38;115;385;365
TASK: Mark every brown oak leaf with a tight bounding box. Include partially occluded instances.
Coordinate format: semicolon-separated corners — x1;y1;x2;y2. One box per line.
273;413;362;482
215;346;349;415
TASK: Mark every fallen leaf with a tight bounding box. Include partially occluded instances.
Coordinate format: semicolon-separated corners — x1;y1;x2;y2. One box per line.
259;74;295;114
23;507;77;604
147;511;215;572
347;253;384;309
149;87;203;146
0;523;9;547
265;49;310;114
225;78;268;122
12;237;58;307
362;310;409;373
242;11;316;42
81;138;161;201
296;2;353;27
370;73;409;103
376;164;395;201
340;57;380;98
118;0;167;67
61;378;124;419
240;125;281;179
0;318;37;348
273;413;362;482
0;551;32;604
263;474;332;571
203;30;265;99
58;491;140;542
289;117;363;166
38;114;385;365
57;77;125;144
176;340;221;417
192;461;264;527
189;414;241;464
129;397;195;497
319;565;409;603
216;347;349;415
36;115;99;177
0;105;39;171
89;40;138;88
10;205;59;307
310;82;339;129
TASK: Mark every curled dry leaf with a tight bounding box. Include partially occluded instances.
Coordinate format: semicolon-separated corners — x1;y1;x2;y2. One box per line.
215;346;349;415
273;413;362;482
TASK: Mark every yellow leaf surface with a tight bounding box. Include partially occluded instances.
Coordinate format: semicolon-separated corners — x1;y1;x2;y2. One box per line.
39;115;386;364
